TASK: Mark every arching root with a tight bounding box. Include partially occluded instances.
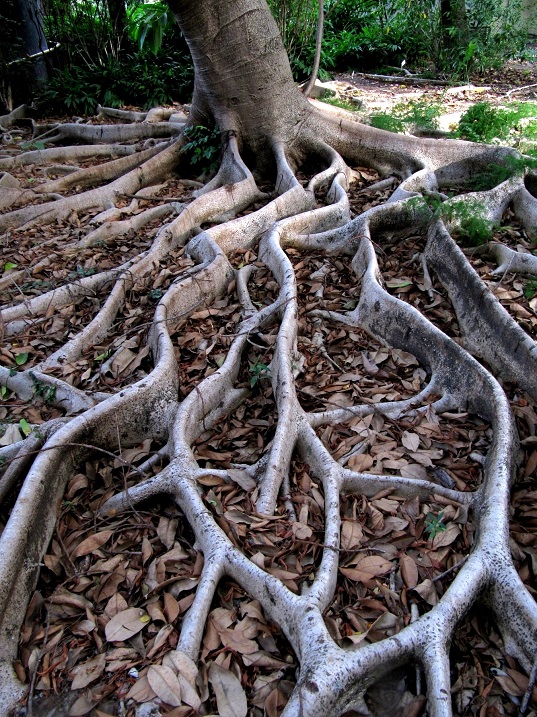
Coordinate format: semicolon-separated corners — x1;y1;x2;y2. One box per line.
0;107;536;717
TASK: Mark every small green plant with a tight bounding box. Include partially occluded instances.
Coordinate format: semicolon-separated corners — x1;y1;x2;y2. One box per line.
149;288;164;301
468;153;537;191
523;279;537;301
18;419;32;437
424;511;447;539
30;373;56;404
20;140;46;151
14;352;29;366
95;349;112;362
444;199;496;246
182;125;221;175
69;266;96;279
0;386;8;399
3;262;17;271
249;361;270;388
408;195;495;247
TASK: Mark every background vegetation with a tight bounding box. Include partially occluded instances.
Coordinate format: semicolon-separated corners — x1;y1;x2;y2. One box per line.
0;0;530;115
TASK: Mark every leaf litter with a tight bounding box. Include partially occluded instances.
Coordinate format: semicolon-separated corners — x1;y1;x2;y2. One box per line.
0;138;536;716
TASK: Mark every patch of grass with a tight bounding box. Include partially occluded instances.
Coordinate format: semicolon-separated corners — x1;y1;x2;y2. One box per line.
320;96;359;112
369;96;444;134
456;101;537;145
370;112;406;133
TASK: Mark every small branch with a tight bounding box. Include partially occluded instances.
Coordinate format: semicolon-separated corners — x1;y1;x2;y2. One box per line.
519;655;537;717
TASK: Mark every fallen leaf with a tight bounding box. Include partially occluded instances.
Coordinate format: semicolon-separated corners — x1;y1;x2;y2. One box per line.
147;664;182;707
341;520;363;550
400;554;419;588
105;607;151;642
72;530;113;558
208;662;247;717
401;431;420;452
70;653;106;690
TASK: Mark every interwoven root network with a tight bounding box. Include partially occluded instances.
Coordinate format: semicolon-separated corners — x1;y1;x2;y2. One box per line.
1;100;537;717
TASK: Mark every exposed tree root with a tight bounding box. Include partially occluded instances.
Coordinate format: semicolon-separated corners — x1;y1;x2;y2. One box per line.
1;94;537;717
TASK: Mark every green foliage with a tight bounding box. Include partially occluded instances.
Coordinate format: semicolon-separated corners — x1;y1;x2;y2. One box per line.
39;46;193;115
39;0;193;114
182;125;221;175
409;195;496;246
30;374;56;404
445;200;496;246
524;279;537;301
269;0;525;83
456;102;537;146
267;0;319;78
320;96;358;112
370;96;443;133
249;362;271;388
424;511;447;539
468;152;537;191
370;113;406;133
15;353;29;366
127;2;173;56
18;419;32;436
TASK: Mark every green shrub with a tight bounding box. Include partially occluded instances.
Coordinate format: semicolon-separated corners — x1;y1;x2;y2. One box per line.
39;47;193;115
182;125;221;175
456;102;537;144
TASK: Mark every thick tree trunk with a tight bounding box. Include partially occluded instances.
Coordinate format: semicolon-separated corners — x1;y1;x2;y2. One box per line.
167;0;311;167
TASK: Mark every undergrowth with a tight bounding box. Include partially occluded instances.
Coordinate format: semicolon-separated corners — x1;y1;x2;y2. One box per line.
369;97;444;134
456;101;537;145
409;195;496;246
182;125;222;175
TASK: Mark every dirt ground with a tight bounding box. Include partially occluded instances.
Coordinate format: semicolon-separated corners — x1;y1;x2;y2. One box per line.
324;58;537;132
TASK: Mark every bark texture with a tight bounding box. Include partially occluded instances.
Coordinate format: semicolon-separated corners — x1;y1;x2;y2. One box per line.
1;0;537;715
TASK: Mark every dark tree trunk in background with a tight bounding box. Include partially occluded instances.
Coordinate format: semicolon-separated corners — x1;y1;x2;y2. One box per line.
440;0;469;47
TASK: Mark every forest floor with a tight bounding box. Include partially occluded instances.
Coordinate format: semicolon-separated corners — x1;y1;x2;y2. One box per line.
328;57;537;132
1;60;537;717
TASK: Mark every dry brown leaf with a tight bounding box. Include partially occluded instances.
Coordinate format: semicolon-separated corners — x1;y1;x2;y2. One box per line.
104;607;150;642
399;554;419;588
432;523;460;549
413;579;438;606
341;520;363;550
348;453;374;472
70;653;106;690
208;662;247;717
72;530;113;558
125;674;157;702
68;693;94;716
355;555;393;577
147;664;182;707
157;517;179;550
177;673;202;710
401;431;420;452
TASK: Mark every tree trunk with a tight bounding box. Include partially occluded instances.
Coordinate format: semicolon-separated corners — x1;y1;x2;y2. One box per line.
167;0;311;166
440;0;469;47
